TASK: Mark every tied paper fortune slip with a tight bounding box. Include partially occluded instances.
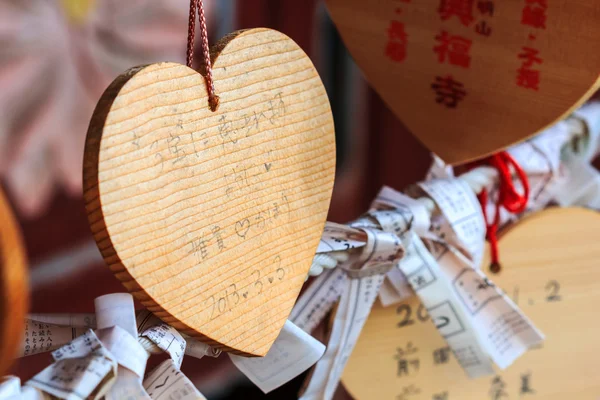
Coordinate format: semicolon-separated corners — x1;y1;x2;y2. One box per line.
341;208;600;400
83;28;336;356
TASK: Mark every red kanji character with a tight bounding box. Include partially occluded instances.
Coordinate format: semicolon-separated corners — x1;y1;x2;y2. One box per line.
518;46;542;67
385;21;408;62
477;0;494;15
386;41;407;62
475;20;492;36
438;0;475;26
431;75;467;108
387;21;408;42
433;31;472;68
521;5;546;29
516;67;540;90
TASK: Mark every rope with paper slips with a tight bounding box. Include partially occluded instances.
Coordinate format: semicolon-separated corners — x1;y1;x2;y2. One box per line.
293;110;600;399
6;108;599;399
8;294;220;398
18;313;221;360
310;153;530;277
308;114;591;278
14;295;326;398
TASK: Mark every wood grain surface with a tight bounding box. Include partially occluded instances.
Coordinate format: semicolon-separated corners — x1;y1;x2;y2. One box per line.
326;0;600;164
342;207;600;399
0;189;28;375
84;28;335;356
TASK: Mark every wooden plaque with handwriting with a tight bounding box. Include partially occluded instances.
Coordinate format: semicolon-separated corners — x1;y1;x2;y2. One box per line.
326;0;600;164
83;28;335;356
0;189;28;375
342;208;600;399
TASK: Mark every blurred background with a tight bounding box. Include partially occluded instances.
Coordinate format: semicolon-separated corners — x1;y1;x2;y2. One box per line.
1;0;467;398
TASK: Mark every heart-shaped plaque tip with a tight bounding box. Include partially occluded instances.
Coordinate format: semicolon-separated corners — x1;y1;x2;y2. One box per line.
342;208;600;399
83;28;336;356
326;0;600;164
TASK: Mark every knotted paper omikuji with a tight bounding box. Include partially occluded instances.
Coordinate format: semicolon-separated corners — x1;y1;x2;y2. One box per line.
4;102;600;399
294;182;544;399
294;101;600;399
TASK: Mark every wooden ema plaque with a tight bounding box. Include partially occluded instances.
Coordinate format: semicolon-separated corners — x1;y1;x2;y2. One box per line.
341;208;600;399
326;0;600;164
0;189;28;375
84;28;335;356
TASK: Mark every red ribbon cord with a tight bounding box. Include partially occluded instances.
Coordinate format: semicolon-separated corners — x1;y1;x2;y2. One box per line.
475;151;529;272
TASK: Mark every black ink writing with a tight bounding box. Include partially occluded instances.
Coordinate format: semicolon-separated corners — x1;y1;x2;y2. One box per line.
433;392;449;400
545;280;561;302
489;376;508;400
268;92;286;125
206;295;216;320
235;219;251;239
205;256;283;320
397;303;430;328
168;132;187;165
274;255;285;280
396;385;421;400
433;346;451;365
394;342;420;377
520;371;535;395
189;234;209;262
211;226;225;252
189;226;225;263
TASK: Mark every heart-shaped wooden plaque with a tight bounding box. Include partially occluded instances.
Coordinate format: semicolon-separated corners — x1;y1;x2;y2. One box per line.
341;208;600;399
326;0;600;164
83;28;335;356
0;189;28;375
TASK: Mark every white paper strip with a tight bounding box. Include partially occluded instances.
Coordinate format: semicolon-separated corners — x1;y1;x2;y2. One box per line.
94;294;150;400
94;294;137;338
140;324;186;369
419;178;486;267
299;273;386;400
144;360;207;400
20;319;87;357
26;330;117;400
435;242;544;368
28;314;96;329
290;268;346;333
400;234;494;378
555;160;600;209
229;320;325;394
572;101;600;162
0;377;22;398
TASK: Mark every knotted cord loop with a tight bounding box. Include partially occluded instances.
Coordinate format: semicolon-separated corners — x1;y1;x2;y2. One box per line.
474;151;530;272
186;0;219;111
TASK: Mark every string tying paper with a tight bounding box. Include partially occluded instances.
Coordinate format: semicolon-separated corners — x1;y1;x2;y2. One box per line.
294;182;545;399
472;151;529;272
7;104;600;400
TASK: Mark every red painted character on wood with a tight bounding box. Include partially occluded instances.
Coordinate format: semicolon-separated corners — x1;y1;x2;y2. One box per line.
516;47;543;90
385;20;408;62
521;0;548;29
438;0;475;26
434;31;472;68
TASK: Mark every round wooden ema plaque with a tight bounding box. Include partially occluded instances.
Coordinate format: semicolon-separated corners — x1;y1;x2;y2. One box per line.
325;0;600;164
341;208;600;399
0;189;28;375
83;28;335;356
